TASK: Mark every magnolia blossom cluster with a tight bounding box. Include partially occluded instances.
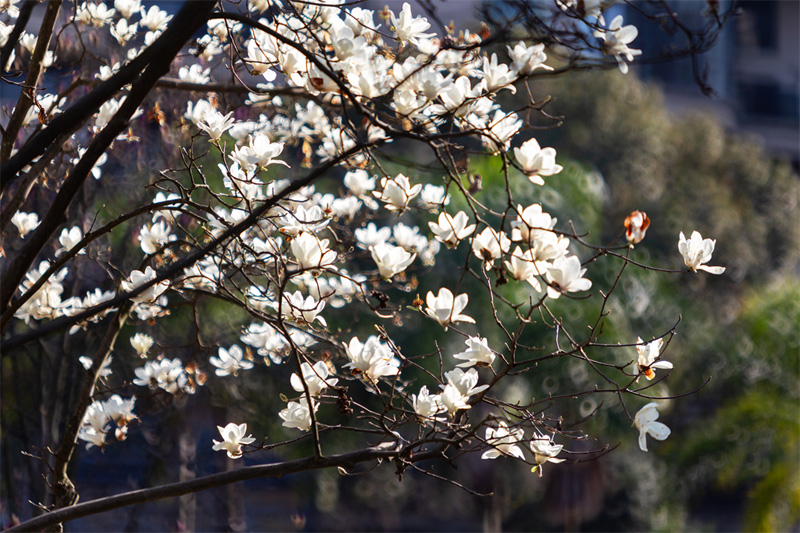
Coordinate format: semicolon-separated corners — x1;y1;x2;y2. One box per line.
480;421;566;477
13;261;116;331
8;0;648;334
133;357;196;395
1;0;724;477
78;395;137;450
504;204;592;298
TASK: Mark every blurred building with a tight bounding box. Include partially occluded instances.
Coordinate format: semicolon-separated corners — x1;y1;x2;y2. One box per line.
628;0;800;168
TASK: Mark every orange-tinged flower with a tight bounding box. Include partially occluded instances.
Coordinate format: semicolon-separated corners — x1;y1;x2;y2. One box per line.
624;210;650;244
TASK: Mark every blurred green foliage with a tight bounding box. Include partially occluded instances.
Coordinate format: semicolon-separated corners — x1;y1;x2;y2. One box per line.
481;70;800;530
668;281;800;532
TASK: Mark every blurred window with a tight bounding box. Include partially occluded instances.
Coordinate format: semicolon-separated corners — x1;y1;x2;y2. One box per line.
737;1;777;50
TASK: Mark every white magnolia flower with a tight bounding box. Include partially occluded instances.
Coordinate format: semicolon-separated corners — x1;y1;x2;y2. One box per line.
511;203;557;244
529;434;565;476
95;63;120;81
279;397;318;432
390;2;434;45
346;7;379;39
530;232;570;264
82;401;110;434
330;196;361;220
419;184;450;211
343;169;376;196
290;232;337;271
245;38;277;78
291;361;338;396
76;2;116;27
453;336;496;368
192;34;224;62
431;76;478;117
178;63;211;84
0;0;21;18
428;211;476;248
210;345;254;377
478;110;521;153
19;32;36;54
103;394;137;426
139;220;174;255
392;223;428;253
231;134;288;170
678;231;725;274
79;355;113;377
355;223;391;249
504;247;544;292
370;242;415;280
635;337;672;381
207;19;241;41
130;333;154;357
78;426;107;450
411;385;444;422
110;18;138;45
343;335;400;382
545;255;592;299
330;23;366;62
513;138;563;185
424;287;475;329
0;23;16;69
73;289;116;331
122;266;169;304
444;367;489;398
241;322;287;362
271;291;327;327
185;99;215;124
58;226;84;255
114;0;141;19
14;261;68;323
180;256;222;292
472;227;511;270
196;110;235;141
212;423;256;458
478;53;517;94
278;205;329;237
94;98;122;132
439;383;471;416
594;15;642;74
70;148;108;180
481;421;525;460
139;6;172;32
372;174;422;212
634;402;670;452
507;41;552;75
11;211;39;237
133;358;187;394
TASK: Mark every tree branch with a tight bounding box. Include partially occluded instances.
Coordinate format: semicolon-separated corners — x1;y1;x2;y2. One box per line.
52;305;130;512
0;0;62;163
7;447;441;532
